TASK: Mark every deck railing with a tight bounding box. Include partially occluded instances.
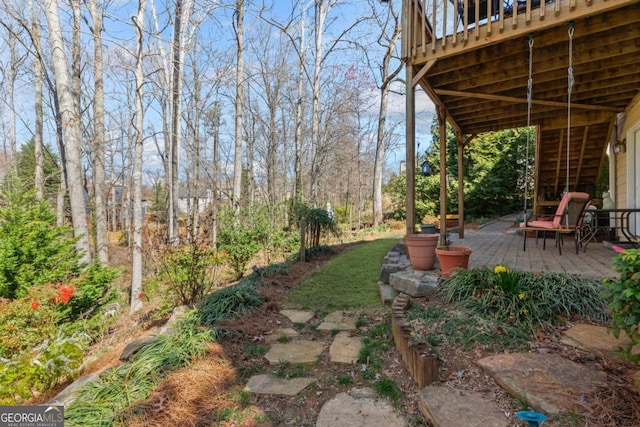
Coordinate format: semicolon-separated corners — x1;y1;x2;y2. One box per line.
402;0;632;62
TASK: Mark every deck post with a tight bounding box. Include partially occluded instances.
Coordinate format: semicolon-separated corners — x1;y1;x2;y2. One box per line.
438;106;447;245
406;65;416;235
457;131;465;238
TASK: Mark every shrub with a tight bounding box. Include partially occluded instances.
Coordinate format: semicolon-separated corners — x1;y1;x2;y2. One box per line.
218;207;269;279
602;248;640;362
156;242;226;306
0;188;82;299
56;263;121;323
0;287;58;358
0;331;90;404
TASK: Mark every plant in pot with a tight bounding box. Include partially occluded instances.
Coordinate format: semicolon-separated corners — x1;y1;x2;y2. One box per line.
419;214;439;234
404;233;439;271
435;235;472;278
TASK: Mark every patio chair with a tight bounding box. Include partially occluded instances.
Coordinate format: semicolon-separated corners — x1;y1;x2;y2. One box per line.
520;191;591;255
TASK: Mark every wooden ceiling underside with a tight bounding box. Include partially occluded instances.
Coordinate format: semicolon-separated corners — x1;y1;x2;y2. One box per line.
413;2;640;197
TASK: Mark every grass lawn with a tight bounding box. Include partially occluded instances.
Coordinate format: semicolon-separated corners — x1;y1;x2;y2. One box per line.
284;237;400;312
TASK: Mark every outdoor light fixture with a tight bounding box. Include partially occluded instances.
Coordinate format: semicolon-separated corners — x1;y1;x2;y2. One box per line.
613;123;626;154
419;160;433;176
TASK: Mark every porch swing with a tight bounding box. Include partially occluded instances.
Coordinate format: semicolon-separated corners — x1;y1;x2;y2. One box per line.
519;23;591;255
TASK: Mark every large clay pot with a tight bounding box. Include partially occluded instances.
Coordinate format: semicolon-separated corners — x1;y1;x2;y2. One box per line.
435;246;472;278
404;233;439;271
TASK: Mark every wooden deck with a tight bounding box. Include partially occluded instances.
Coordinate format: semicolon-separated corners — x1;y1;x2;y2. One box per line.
447;220;618;279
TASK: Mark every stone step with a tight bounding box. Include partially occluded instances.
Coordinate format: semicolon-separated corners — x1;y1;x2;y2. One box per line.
419;386;509;426
244;374;316;396
329;331;361;364
264;340;325;365
316;388;406;427
316;311;357;333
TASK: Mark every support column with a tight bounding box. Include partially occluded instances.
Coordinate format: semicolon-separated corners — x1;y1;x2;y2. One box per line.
457;131;465;238
438;106;447;246
406;66;416;235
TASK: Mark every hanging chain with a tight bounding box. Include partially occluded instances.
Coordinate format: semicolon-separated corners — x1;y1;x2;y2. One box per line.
566;22;575;196
523;34;534;223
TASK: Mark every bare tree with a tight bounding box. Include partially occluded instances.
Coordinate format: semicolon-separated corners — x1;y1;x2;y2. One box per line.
369;0;402;226
87;0;108;264
43;0;91;264
232;0;245;210
130;0;146;314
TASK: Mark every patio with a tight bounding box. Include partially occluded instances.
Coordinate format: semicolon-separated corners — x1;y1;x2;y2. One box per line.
447;217;618;279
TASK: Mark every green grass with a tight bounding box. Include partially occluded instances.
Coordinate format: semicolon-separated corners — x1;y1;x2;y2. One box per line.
284;238;400;311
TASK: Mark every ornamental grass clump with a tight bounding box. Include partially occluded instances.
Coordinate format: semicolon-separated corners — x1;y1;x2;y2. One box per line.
445;267;608;332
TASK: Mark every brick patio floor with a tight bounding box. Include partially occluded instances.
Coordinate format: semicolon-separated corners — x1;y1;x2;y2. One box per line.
446;218;618;279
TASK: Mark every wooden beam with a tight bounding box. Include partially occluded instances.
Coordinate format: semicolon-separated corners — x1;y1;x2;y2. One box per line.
574;125;590;188
554;129;565;194
434;89;621;112
412;60;437;88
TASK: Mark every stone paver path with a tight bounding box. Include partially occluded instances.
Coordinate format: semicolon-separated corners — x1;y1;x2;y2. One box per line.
476;352;607;416
264;340;325;365
244;310;407;426
280;309;314;324
419;386;509;427
265;327;299;343
244;374;316;396
316;311;357;332
329;331;362;364
316;389;406;427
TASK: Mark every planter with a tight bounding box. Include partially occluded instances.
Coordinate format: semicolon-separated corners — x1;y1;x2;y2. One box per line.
435;246;472;278
404;233;439;271
419;223;437;234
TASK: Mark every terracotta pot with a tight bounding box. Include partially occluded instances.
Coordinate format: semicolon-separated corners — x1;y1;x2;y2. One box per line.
435;246;472;278
404;233;439;271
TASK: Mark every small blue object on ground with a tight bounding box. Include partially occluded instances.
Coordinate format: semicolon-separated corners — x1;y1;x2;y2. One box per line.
516;410;547;426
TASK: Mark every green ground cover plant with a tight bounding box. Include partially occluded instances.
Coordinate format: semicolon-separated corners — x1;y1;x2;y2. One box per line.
284;238;399;311
444;266;609;333
406;305;530;355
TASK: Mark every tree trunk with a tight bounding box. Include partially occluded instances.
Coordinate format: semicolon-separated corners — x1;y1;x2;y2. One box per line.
31;0;44;200
43;0;91;265
372;0;402;227
88;0;109;264
130;0;146;314
310;0;328;208
232;0;245;211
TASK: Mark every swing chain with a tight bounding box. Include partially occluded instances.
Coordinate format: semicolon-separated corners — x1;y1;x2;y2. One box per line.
527;35;534;105
523;33;535;223
567;23;575;95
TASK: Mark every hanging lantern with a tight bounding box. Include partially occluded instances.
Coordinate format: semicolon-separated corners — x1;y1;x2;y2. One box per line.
419;160;433;176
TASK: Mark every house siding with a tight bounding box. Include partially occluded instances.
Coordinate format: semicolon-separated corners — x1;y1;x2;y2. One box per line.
615;93;640;209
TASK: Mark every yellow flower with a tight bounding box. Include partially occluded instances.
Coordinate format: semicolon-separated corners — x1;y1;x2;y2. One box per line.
518;293;526;301
521;308;528;315
494;265;508;274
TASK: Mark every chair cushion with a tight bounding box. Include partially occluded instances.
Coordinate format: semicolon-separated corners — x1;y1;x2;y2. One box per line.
520;220;559;229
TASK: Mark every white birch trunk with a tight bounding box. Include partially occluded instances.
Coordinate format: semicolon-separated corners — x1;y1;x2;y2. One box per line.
88;0;109;264
130;0;146;314
43;0;91;265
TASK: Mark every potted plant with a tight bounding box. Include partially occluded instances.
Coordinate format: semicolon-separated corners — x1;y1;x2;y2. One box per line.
435;240;472;278
404;233;439;271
